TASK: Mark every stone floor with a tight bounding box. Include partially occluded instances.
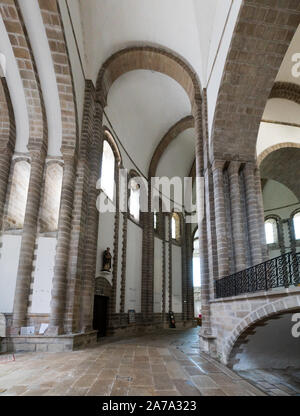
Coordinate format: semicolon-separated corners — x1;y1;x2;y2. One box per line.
0;328;266;396
238;368;300;396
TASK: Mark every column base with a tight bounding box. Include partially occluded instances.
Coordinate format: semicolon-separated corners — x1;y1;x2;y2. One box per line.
2;330;98;353
199;329;217;358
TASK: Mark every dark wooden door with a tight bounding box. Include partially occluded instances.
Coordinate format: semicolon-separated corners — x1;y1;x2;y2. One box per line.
93;295;109;337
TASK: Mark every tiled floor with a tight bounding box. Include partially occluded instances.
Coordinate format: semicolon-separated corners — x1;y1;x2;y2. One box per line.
0;328;266;396
238;368;300;396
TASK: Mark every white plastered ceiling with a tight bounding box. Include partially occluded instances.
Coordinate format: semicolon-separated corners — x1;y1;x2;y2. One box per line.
257;25;300;158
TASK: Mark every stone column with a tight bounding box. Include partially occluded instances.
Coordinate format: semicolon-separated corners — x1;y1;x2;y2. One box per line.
185;222;194;321
254;166;268;261
80;104;103;332
47;151;76;335
228;161;247;272
212;160;229;278
12;147;46;329
193;98;211;336
244;163;263;266
0;147;13;231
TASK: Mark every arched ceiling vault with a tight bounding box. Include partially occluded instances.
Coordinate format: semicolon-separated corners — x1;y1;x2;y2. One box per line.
211;0;300;163
96;45;202;109
260;147;300;201
148;116;194;178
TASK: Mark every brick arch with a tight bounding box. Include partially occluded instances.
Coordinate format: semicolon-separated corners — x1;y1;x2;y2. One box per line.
96;45;202;109
1;0;47;150
0;78;15;152
269;82;300;105
258;142;300;166
224;295;300;365
38;0;78;153
0;78;16;231
211;1;300;161
103;127;122;166
148;116;194;178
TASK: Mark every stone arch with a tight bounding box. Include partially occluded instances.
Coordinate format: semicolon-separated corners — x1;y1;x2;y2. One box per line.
211;0;300;161
0;78;16;232
1;0;47;149
38;0;78;153
258;143;300;166
269;82;300;105
96;45;202;109
103;127;122;166
224;294;300;365
148;116;194;178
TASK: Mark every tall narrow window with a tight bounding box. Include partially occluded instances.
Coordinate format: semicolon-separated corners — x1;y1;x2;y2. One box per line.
193;231;201;287
129;178;140;222
171;213;180;241
154;212;157;230
264;218;278;245
171;215;176;239
100;140;115;201
6;160;30;230
293;212;300;240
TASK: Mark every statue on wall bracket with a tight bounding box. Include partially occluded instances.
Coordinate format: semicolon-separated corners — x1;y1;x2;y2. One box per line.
102;247;112;272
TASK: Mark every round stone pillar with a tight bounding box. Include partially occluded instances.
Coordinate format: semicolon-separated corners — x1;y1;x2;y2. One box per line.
228;161;247;272
212;160;229;278
12;148;46;329
254;166;268;261
193;98;211;336
80;104;103;332
244;163;263;266
47;151;76;335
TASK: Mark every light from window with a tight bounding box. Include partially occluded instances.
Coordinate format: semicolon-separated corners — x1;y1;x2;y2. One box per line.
129;179;140;222
265;218;278;245
293;212;300;240
100;140;115;201
154;212;157;230
171;216;176;239
193;256;201;287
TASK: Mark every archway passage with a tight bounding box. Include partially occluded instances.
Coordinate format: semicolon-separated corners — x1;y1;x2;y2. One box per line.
228;310;300;396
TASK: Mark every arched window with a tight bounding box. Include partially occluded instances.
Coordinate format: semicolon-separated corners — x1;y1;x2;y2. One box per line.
40;163;63;233
171;213;180;241
293;212;300;240
129;177;140;222
264;218;278;245
100;140;115;201
5;160;30;230
154;212;158;230
193;228;201;287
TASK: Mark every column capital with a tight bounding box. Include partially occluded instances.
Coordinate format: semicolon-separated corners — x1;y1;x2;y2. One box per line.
28;145;46;162
61;147;76;164
212;159;226;172
228;160;242;175
244;161;257;173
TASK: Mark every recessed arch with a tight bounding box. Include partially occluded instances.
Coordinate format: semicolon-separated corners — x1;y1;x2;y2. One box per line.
258;142;300;166
96;45;202;110
148;116;194;178
269;82;300;105
103;127;122;166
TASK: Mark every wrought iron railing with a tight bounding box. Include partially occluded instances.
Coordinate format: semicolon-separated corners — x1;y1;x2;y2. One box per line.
215;251;300;299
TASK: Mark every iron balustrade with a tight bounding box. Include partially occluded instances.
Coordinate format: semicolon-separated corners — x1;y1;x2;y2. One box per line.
215;251;300;299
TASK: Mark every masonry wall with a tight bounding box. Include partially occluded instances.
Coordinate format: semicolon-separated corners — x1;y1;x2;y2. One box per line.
210;288;300;365
263;179;300;259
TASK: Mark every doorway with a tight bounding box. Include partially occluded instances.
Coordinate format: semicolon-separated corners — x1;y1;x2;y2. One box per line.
93;295;109;337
